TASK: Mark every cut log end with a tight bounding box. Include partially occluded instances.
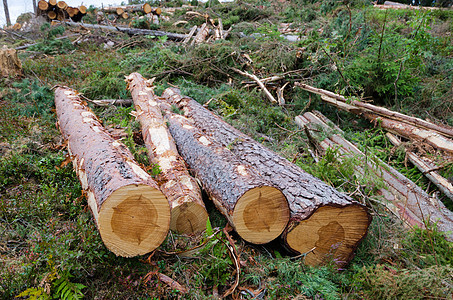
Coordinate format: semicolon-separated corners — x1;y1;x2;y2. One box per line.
286;204;370;266
233;186;289;244
170;200;209;234
98;184;170;257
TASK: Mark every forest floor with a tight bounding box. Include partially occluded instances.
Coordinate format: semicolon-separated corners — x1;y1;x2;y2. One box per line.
1;0;453;299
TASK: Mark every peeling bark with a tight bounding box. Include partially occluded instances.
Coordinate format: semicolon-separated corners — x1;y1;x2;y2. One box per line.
126;73;208;234
54;87;170;257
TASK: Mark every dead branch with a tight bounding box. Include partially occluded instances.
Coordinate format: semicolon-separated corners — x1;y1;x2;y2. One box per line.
232;68;278;104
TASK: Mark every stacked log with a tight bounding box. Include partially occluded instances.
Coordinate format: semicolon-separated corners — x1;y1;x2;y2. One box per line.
126;73;209;234
161;88;371;267
37;0;87;22
54;87;170;257
102;4;161;20
296;111;453;241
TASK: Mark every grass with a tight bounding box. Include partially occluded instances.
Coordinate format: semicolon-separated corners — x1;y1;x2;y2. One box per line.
1;0;453;298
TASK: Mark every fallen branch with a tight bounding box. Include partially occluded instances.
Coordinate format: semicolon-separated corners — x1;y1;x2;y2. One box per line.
232;68;278;105
295;111;453;241
61;21;187;41
386;133;453;202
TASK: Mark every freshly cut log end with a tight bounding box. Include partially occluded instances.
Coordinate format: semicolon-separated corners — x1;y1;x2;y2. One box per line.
48;10;57;20
99;184;171;257
169;201;209;234
285;204;370;266
78;5;87;14
233;186;290;244
143;3;152;14
57;1;67;10
154;7;162;15
116;7;124;15
38;0;48;11
49;0;57;6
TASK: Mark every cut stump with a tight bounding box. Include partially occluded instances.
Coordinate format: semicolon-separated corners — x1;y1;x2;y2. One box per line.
0;47;23;77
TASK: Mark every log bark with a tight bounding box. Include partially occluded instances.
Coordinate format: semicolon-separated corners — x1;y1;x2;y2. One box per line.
162;88;371;267
295;82;453;139
162;105;290;244
54;87;170;257
386;133;453;202
126;73;208;234
296;111;453;241
0;47;23;77
61;21;186;41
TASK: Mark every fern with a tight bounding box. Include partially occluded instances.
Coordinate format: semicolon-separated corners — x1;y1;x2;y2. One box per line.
52;271;86;300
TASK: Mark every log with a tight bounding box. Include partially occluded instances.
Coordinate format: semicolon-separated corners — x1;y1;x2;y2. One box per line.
66;7;78;18
71;9;86;22
57;1;67;10
61;21;186;41
295;82;453;139
162;88;371;266
191;23;209;45
48;10;57;20
102;4;160;15
126;73;208;234
161;104;290;244
296;111;453;241
38;0;48;11
54;87;170;257
49;0;57;6
0;47;23;77
386;133;453;202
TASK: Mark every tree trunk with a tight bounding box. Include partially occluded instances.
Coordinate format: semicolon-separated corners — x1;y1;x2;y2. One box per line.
163;107;290;245
0;47;22;77
54;87;170;257
102;4;159;15
32;0;37;14
62;21;186;41
296;111;453;241
126;73;208;234
162;88;371;267
3;0;11;26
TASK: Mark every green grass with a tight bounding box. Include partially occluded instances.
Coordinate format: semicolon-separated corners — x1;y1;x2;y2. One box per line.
1;0;453;298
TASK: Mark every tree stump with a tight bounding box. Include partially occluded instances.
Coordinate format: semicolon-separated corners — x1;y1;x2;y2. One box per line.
0;47;23;77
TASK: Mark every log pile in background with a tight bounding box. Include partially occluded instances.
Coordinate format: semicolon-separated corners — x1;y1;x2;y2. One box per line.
161;88;371;267
37;0;87;22
296;111;453;241
102;4;161;20
126;73;209;234
54;87;170;257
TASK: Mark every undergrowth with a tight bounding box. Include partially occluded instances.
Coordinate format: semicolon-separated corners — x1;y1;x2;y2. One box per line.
1;0;453;298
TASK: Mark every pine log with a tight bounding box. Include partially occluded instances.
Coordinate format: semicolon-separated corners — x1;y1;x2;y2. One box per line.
71;9;86;22
296;111;453;241
49;0;57;6
66;7;78;18
38;0;48;11
0;47;23;77
57;1;67;10
54;87;170;257
386;133;453;202
79;5;87;14
48;10;57;20
295;82;453;139
162;88;371;266
126;73;208;234
102;4;160;15
162;107;290;244
61;21;186;41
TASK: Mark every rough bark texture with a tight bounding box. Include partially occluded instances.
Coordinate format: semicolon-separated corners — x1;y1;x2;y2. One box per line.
163;108;289;244
126;73;208;234
0;47;22;77
297;111;453;242
54;87;170;257
162;88;371;266
62;21;186;40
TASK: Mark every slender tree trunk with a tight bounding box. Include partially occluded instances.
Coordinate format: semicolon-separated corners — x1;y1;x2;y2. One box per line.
3;0;11;26
32;0;37;14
